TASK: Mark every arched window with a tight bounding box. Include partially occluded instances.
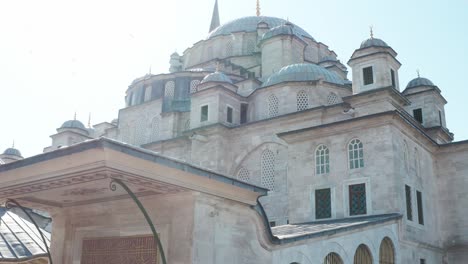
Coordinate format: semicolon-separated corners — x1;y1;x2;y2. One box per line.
403;141;409;173
261;149;275;191
414;148;420;177
268;94;279;118
379;237;395;264
164;81;175;98
296;90;309;111
327;92;339;105
237;167;250;182
348;139;364;169
190;80;200;94
151;117;159;141
225;41;233;57
316;145;330;174
324;252;343;264
354;244;373;264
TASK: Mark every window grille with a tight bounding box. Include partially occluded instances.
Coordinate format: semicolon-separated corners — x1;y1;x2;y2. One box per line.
226;106;233;123
391;69;396;88
363;66;374;85
327;92;339;105
226;41;233;56
164;81;175;98
261;149;275;191
349;183;366;215
417;190;424;225
296;90;309;111
237;167;250;182
268;94;279;118
246;40;255;54
151;117;159;141
348;139;364;169
353;244;372;264
413;108;423;123
379;237;395;264
315;188;331;219
190;80;200;93
323;252;343;264
316;145;330;174
405;185;413;221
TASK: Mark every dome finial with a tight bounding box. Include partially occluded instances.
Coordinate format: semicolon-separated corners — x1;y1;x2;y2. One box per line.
12;140;14;148
74;112;77;120
256;0;261;16
88;112;92;128
370;25;374;39
417;69;420;78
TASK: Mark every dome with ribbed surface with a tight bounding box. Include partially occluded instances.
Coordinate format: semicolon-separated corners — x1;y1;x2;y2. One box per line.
261;23;302;42
61;120;87;130
201;71;233;84
406;77;435;89
360;38;389;49
3;147;22;157
207;16;314;41
262;63;345;87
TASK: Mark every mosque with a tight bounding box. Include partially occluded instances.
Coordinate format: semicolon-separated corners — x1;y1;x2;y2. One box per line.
1;0;467;263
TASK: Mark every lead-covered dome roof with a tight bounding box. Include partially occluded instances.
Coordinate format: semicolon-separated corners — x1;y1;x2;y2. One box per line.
262;63;345;87
261;23;303;42
406;77;435;89
201;71;233;84
360;38;389;49
61;120;87;130
3;147;22;157
207;16;315;41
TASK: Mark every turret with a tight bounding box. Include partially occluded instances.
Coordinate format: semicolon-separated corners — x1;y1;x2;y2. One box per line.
169;52;182;73
0;144;23;164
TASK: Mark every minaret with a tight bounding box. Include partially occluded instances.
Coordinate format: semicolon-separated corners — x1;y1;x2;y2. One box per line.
209;0;220;32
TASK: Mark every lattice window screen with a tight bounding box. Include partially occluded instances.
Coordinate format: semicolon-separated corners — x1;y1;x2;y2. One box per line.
151;117;159;141
237;167;250;182
261;149;275;191
226;41;233;56
246;40;255;54
164;81;175;98
296;90;309;111
268;94;279;118
349;183;367;215
327;92;339;105
190;80;200;93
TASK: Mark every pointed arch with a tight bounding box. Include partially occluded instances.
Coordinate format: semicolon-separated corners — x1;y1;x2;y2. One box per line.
354;244;373;264
261;149;276;191
237;167;250;182
379;237;395;264
323;252;343;264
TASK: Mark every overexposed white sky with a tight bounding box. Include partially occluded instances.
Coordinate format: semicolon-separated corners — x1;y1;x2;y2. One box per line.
1;0;467;157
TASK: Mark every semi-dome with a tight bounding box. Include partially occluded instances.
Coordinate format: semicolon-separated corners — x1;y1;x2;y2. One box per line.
207;16;315;41
260;23;302;42
201;71;233;84
406;77;435;89
262;63;345;87
360;38;389;49
60;120;87;131
3;147;22;157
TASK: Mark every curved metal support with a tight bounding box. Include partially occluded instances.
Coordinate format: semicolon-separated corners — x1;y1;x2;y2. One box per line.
5;199;53;264
110;178;167;264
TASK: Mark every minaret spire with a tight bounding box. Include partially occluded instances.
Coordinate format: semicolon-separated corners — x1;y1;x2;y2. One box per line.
256;0;261;16
209;0;220;33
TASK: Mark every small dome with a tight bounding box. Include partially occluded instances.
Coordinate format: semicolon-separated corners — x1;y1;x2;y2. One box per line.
262;63;345;87
201;71;233;84
261;23;302;42
406;77;435;89
319;55;338;63
60;120;87;131
3;147;22;157
360;38;389;49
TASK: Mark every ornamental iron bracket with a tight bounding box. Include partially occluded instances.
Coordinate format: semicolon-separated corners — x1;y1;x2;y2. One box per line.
109;178;167;264
4;198;53;264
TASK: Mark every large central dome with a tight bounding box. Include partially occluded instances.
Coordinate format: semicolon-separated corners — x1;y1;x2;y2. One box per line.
207;16;315;41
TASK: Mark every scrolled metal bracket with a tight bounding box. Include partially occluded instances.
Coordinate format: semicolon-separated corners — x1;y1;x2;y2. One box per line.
4;198;53;264
109;178;167;264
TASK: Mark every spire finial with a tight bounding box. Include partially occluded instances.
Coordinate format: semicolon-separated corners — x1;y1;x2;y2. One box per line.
256;0;261;16
12;140;15;148
370;25;374;39
74;112;77;120
209;0;220;32
88;112;92;128
417;69;420;78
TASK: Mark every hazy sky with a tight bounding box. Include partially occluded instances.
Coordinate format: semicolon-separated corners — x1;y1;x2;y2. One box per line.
1;0;467;157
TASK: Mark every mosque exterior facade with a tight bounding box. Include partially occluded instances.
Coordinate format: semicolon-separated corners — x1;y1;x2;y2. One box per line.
1;1;468;263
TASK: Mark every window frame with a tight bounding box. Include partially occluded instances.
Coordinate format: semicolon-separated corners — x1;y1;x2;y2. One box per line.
390;69;396;88
348;138;364;170
405;185;413;221
413;108;423;123
296;90;309;111
313;187;333;220
226;105;233;124
417;190;424;225
343;178;371;217
315;144;330;175
363;66;374;85
200;104;209;122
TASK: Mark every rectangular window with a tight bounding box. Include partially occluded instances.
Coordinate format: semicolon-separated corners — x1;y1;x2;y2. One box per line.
391;69;396;87
417;190;424;225
269;221;276;227
405;185;413;221
420;259;426;264
349;183;367;216
413;108;423;123
226;106;233;123
315;188;332;219
240;103;248;124
439;110;443;126
200;105;208;122
363;66;374;85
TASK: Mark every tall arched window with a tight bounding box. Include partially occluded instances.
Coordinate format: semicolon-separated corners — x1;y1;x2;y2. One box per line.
403;141;409;173
296;90;309;111
237;167;250;182
151;117;159;141
190;80;200;94
414;148;420;177
379;237;395;264
354;244;373;264
268;94;279;118
324;252;343;264
327;92;339;105
164;81;175;98
261;149;275;191
348;139;364;169
316;145;330;174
